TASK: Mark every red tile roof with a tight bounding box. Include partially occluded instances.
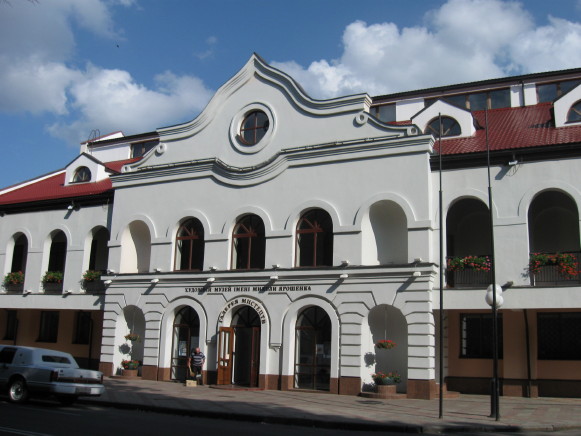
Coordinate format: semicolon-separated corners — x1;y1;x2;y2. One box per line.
0;158;140;207
435;103;581;154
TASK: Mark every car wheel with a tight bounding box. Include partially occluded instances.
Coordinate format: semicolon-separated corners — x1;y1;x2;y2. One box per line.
8;377;29;403
56;395;78;406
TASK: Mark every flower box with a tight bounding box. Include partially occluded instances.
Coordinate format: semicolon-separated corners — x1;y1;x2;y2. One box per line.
375;339;396;349
372;371;401;385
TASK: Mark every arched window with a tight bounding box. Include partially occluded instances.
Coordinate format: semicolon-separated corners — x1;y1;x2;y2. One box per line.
232;215;265;270
567;101;581;123
425;116;461;137
295;306;331;391
48;231;67;273
175;219;205;271
88;227;109;272
72;166;91;183
11;233;28;273
296;209;333;267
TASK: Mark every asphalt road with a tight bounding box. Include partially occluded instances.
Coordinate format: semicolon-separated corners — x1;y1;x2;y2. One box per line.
1;398;580;436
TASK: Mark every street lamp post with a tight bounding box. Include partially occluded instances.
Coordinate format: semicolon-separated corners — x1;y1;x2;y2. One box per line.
486;284;503;420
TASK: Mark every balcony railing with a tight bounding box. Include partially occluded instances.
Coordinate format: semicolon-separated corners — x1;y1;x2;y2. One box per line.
446;255;492;288
530;251;581;286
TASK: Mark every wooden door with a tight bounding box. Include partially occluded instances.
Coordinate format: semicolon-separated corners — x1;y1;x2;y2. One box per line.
217;327;234;385
249;326;260;387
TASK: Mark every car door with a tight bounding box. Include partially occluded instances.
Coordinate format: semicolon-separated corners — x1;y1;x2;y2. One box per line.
0;347;18;386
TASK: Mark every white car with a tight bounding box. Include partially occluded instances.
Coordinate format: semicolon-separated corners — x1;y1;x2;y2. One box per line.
0;345;105;405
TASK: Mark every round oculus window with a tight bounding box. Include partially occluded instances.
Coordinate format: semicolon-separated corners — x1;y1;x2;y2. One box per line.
239;110;270;145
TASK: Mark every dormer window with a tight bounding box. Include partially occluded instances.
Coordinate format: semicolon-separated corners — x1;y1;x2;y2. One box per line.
567;101;581;123
425;116;461;137
72;166;91;183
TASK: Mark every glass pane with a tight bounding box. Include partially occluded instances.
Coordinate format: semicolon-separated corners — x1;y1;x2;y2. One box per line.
489;89;510;109
445;94;467;109
560;80;581;95
377;104;396;122
468;93;487;111
538;83;557;103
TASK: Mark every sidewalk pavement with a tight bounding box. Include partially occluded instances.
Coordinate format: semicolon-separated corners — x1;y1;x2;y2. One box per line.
81;378;581;434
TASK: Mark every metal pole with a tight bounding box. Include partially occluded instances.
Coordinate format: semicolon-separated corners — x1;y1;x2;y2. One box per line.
438;113;444;419
485;108;500;420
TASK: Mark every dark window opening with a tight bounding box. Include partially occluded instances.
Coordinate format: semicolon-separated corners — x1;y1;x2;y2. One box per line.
48;231;67;273
72;166;91;183
239;111;269;145
425;116;461;137
232;215;265;270
296;209;333;267
538;312;581;360
11;234;27;274
73;311;92;345
175;219;205;271
131;141;158;158
460;313;503;359
4;310;17;341
38;311;59;343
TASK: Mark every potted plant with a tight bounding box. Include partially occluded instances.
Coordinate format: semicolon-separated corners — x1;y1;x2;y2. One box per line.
3;271;24;292
372;371;401;385
42;271;64;292
121;359;140;370
529;252;579;278
447;255;491;272
124;333;139;342
375;339;396;349
82;269;105;292
83;270;103;282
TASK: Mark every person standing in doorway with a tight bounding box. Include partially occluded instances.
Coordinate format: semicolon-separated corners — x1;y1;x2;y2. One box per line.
188;347;205;384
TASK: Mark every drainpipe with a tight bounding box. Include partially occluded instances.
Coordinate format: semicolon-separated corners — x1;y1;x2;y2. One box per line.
523;309;533;397
88;316;94;369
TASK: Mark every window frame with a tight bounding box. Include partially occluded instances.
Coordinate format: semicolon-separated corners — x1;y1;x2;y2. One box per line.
295;209;333;268
174;218;205;271
3;310;18;341
460;313;503;359
73;311;92;345
231;215;265;270
239;110;270;146
425;116;461;138
72;166;92;183
538;312;581;360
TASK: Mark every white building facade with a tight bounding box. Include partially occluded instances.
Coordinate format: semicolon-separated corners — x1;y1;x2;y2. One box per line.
3;55;581;398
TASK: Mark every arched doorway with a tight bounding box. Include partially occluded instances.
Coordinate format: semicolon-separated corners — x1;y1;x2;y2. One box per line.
294;306;331;391
217;305;261;387
170;307;200;382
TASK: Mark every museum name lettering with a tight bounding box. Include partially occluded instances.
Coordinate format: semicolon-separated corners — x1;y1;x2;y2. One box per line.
185;285;312;293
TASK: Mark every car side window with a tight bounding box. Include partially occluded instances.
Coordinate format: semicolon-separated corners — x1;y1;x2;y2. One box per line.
0;347;17;364
42;355;71;364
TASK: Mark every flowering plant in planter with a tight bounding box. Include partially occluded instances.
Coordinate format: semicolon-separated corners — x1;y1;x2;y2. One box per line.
372;371;401;385
121;359;140;370
529;252;579;278
375;339;396;349
82;270;103;282
124;333;139;342
447;255;491;272
3;271;24;285
42;271;63;283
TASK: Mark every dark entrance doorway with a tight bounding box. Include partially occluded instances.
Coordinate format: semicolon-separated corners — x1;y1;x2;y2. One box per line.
170;306;200;382
295;306;331;390
231;306;261;387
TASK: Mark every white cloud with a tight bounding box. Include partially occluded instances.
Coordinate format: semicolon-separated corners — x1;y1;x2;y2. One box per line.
48;66;213;144
274;0;581;99
0;0;213;145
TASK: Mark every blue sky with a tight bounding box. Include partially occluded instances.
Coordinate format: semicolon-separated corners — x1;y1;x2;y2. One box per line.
1;0;581;188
